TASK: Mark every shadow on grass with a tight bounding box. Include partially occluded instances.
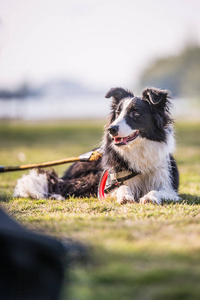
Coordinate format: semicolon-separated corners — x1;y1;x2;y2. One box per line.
179;194;200;205
67;247;200;300
161;194;200;206
0;192;10;202
1;193;200;205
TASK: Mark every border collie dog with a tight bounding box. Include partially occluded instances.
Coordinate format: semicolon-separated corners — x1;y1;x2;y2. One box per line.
14;87;180;204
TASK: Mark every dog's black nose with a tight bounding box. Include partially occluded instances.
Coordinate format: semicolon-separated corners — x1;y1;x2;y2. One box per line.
108;125;119;136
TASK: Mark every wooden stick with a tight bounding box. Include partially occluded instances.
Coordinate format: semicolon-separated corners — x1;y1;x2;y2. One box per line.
0;149;102;173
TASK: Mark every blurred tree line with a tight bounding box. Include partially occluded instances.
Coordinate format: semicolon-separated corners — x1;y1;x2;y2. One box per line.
0;83;37;99
139;45;200;98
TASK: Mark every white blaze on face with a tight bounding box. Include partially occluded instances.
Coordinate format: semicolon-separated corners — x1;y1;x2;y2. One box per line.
111;98;135;137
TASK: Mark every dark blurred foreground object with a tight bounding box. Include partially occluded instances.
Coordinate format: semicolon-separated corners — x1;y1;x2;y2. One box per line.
0;207;66;300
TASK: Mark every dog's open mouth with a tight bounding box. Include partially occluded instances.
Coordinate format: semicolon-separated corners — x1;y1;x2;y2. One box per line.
114;130;139;146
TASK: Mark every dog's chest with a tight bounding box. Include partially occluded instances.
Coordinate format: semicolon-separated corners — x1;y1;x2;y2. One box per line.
126;165;169;199
118;138;168;173
116;139;171;198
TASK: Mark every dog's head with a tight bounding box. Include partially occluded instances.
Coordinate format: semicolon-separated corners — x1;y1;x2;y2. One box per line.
105;87;172;147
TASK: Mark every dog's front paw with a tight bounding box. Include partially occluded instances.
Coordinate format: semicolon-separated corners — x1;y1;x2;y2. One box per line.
140;195;160;204
116;185;135;204
140;191;161;205
140;190;181;205
117;194;135;204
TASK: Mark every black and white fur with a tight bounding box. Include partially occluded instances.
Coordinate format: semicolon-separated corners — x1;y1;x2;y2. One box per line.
14;87;180;204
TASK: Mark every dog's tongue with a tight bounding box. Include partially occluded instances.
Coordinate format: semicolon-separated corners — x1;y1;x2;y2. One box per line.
114;137;127;145
114;131;139;145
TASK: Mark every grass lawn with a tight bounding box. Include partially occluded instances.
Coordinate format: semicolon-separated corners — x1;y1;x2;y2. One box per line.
0;119;200;300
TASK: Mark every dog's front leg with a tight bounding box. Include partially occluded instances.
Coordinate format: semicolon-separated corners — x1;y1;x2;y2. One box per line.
116;185;135;204
140;189;180;205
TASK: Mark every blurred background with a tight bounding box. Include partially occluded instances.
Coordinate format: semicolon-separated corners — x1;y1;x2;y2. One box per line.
1;3;200;299
0;0;200;120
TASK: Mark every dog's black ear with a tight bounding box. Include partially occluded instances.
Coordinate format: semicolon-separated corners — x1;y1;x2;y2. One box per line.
142;88;169;106
105;88;134;103
105;88;134;125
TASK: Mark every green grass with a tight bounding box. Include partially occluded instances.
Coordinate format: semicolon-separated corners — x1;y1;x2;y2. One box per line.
0;119;200;300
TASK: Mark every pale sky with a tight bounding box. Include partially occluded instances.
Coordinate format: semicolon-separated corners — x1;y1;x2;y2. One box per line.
0;0;200;90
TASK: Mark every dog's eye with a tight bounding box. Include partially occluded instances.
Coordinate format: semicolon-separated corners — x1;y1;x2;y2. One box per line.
130;111;140;118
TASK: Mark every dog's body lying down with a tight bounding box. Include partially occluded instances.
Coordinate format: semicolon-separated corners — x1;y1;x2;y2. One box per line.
14;87;180;204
